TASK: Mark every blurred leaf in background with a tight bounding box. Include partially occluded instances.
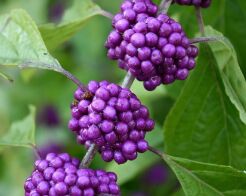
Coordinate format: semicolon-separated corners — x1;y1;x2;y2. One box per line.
39;0;103;51
0;105;36;148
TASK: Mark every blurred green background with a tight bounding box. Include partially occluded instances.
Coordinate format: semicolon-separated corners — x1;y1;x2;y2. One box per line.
0;0;245;195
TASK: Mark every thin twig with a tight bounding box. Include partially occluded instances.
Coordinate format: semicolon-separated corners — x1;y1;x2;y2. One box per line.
20;61;87;91
121;71;135;89
30;143;41;160
189;36;223;44
195;6;205;36
148;146;165;159
100;10;114;19
159;0;173;14
61;68;88;91
80;144;98;168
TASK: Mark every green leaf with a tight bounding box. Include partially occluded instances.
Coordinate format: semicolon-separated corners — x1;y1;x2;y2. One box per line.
205;26;246;124
152;0;162;5
0;148;33;196
163;155;246;196
164;39;246;169
0;9;63;72
106;124;163;185
0;105;36;148
39;0;102;51
224;0;246;76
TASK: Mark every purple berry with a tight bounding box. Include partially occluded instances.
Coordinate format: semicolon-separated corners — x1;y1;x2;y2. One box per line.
176;68;189;80
145;32;158;47
105;2;199;90
162;44;176;58
107;31;121;47
159;23;172;37
137;140;149;152
121;1;133;11
123;9;136;22
122;141;137;155
115;19;130;32
24;153;120;195
102;150;114;162
126;43;137;56
133;2;147;13
147;18;161;33
69;81;155;164
114;151;126;164
151;49;163;64
133;22;147;33
123;29;135;42
169;33;182;45
174;0;212;8
131;33;146;48
91;99;106;112
138;47;151;61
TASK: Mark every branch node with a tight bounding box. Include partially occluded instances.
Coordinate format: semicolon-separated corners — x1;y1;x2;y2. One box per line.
30;143;41;160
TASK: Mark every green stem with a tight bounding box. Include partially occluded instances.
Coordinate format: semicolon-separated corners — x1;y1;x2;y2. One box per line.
30;144;41;160
61;68;88;91
80;144;98;168
100;10;114;19
195;6;205;36
159;0;173;14
148;145;166;159
121;71;135;89
189;36;223;44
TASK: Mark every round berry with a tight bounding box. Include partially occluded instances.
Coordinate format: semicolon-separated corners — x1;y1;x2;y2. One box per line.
69;81;155;164
174;0;212;8
24;153;120;195
106;2;199;90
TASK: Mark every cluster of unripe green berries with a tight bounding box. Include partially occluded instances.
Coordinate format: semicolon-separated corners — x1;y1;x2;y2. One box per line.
25;0;212;195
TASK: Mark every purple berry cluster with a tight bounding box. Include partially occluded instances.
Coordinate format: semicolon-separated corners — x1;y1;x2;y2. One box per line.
24;153;120;196
105;0;199;91
174;0;212;8
68;81;155;164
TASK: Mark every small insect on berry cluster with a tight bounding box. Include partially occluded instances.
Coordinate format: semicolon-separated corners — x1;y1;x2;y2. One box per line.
69;80;155;164
24;153;120;196
173;0;212;8
105;0;199;91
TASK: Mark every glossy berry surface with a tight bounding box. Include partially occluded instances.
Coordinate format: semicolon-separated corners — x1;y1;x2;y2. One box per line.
174;0;212;8
105;0;199;91
24;153;120;196
68;81;155;164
